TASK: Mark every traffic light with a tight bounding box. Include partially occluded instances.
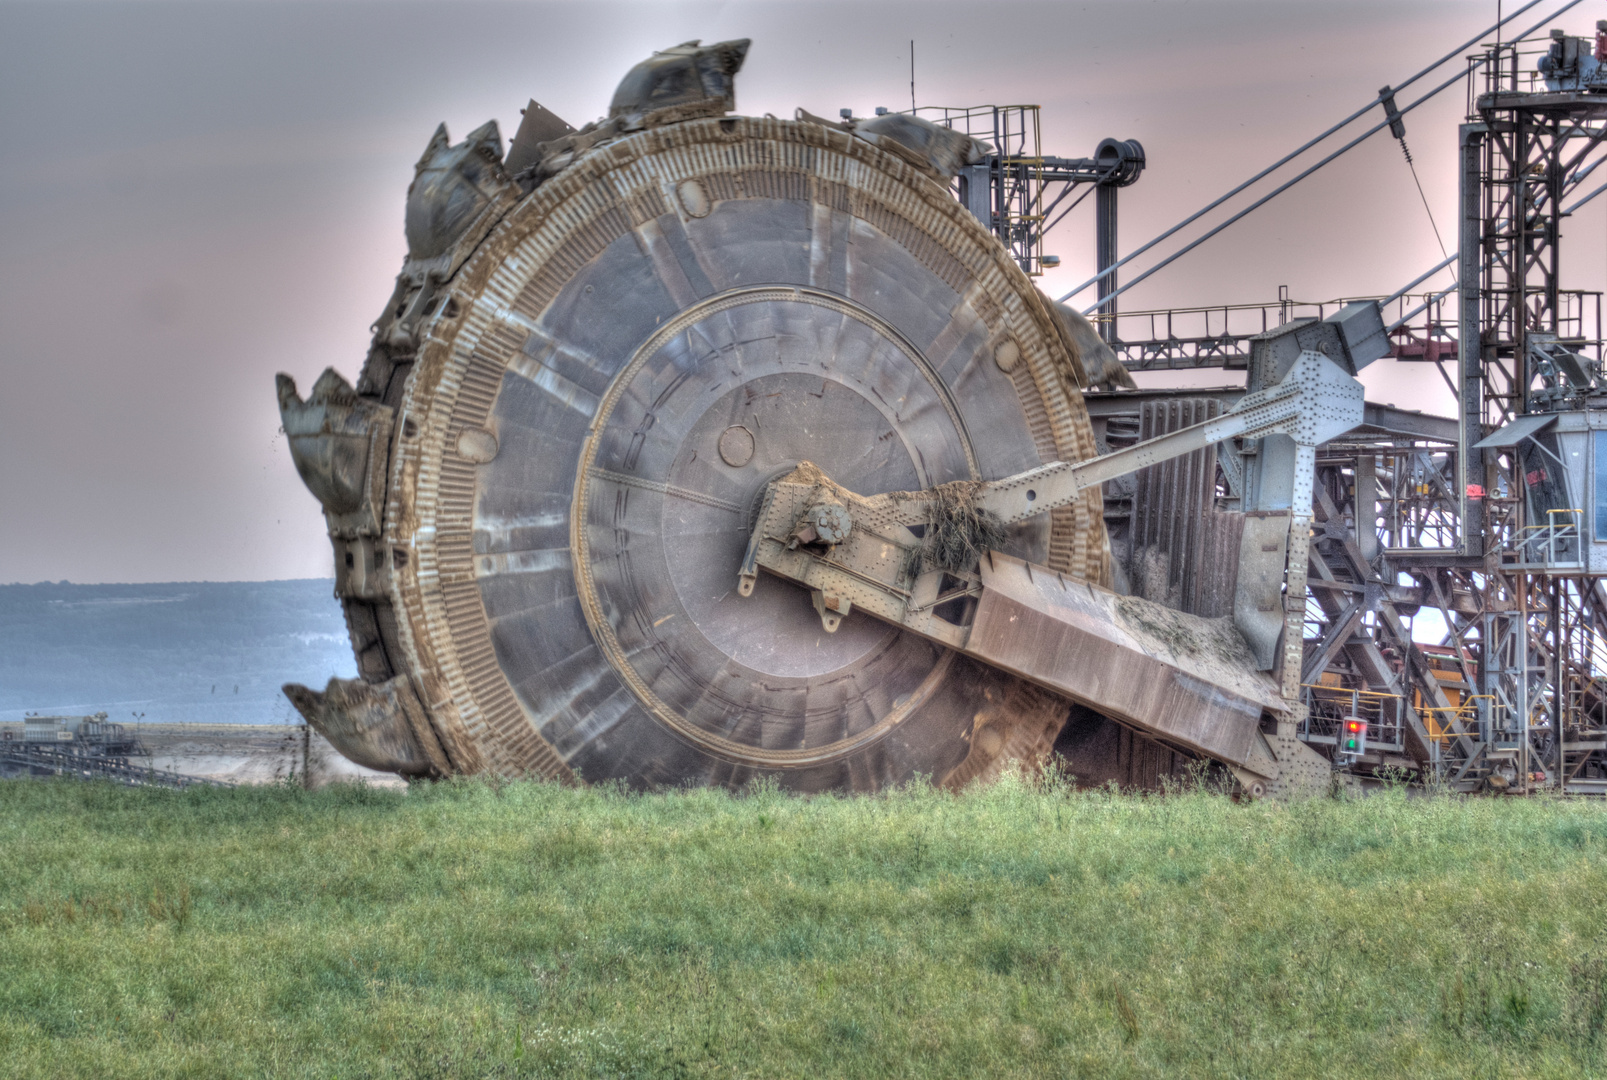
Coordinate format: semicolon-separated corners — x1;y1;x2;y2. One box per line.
1340;718;1368;758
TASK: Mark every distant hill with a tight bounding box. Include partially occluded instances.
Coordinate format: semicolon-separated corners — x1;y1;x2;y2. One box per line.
0;580;355;725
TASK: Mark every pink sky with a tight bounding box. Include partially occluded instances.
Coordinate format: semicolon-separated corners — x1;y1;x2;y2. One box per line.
2;0;1600;583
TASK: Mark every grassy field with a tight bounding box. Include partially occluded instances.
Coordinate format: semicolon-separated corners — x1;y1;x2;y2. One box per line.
2;775;1605;1079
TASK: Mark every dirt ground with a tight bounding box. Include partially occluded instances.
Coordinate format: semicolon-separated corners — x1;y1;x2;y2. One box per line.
0;722;404;788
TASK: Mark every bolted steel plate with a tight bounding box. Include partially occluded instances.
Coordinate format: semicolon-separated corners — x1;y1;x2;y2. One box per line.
379;117;1107;789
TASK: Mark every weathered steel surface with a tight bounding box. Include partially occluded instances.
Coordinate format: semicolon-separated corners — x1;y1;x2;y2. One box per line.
282;676;449;777
965;551;1285;775
739;456;1293;778
1128;398;1230;614
280;46;1113;790
1234;511;1292;671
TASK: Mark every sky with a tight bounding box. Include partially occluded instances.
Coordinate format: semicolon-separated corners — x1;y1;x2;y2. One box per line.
2;0;1604;584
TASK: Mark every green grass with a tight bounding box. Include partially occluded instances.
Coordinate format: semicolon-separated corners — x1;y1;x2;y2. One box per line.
2;775;1606;1079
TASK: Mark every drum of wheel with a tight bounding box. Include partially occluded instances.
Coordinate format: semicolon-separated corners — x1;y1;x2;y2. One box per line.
278;41;1109;790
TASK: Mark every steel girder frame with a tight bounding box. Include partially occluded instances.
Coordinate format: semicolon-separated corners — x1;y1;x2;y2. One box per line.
1454;50;1607;792
1302;464;1476;781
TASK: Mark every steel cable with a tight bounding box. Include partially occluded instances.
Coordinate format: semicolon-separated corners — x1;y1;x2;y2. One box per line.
1075;0;1584;317
1055;0;1557;307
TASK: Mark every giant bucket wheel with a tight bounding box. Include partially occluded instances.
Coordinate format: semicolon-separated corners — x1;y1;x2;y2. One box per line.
292;106;1111;791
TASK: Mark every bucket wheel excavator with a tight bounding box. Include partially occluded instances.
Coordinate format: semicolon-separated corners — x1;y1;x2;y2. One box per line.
278;40;1366;796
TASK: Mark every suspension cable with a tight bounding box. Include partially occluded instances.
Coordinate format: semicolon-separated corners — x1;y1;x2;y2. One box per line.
1383;160;1607;335
1380;142;1607;309
1078;0;1584;317
1055;0;1555;306
1383;253;1460;307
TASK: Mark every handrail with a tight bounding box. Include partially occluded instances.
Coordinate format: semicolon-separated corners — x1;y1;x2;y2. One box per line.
1302;684;1403;701
1421;695;1495;744
1510;508;1585;567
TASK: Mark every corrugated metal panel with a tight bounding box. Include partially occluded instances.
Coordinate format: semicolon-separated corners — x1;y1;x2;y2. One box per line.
1129;398;1241;617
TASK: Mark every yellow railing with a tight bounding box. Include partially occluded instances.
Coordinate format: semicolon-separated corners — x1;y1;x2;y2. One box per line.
1511;508;1584;567
1419;695;1494;744
1302;684;1403;710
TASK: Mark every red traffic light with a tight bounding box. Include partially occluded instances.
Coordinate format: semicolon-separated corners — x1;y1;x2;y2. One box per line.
1340;718;1368;756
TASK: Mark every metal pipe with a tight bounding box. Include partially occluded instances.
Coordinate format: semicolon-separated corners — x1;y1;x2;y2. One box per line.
1096;184;1119;341
1388;284;1460;334
1383;253;1460;307
1562;176;1607;214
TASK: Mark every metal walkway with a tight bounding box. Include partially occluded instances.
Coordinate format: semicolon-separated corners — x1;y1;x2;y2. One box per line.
0;745;234;789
